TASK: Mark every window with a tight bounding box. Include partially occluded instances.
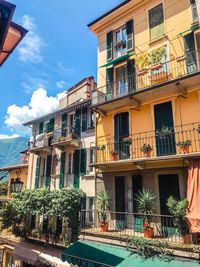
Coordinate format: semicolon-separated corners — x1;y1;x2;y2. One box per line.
116;65;128;96
82;108;87;132
89;148;95;172
115;27;127;57
190;0;198;22
88;110;94;130
149;3;164;41
39;122;44;134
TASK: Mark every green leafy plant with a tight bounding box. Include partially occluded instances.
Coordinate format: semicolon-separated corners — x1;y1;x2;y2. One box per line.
135;188;156;224
136;52;151;71
156;126;173;139
97;144;106;151
176;140;192;148
97;191;111;224
140;144;152;153
149;47;166;65
126;236;171;261
166;196;189;236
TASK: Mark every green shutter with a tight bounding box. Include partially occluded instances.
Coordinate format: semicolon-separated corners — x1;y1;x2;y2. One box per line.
81;195;86;210
149;4;164;41
45;155;52;188
35;157;41;189
106;68;114;101
39;122;44;134
75;110;81;139
81;108;87;132
47;118;55;133
127;60;135;92
107;31;113;62
126;19;134;52
80;149;87;176
59;152;66;189
73;150;80;188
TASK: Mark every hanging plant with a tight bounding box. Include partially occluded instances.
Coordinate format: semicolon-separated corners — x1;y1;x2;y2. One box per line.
149;47;166;70
136;52;151;74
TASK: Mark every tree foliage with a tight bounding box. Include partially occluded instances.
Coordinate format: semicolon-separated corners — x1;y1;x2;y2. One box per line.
1;188;84;243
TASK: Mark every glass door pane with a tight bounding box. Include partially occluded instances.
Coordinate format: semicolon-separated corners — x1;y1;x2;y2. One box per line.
195;31;200;70
116;65;128;97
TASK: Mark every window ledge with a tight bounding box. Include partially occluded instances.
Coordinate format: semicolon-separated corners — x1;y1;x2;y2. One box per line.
149;35;167;46
83;173;95;178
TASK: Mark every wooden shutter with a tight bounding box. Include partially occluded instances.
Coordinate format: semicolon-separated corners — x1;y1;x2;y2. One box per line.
47;118;55;133
81;108;87;132
45;155;52;188
126;19;134;52
39;122;44;134
127;60;136;92
106;68;114;100
149;3;164;41
59;152;66;189
35;157;41;189
74;110;81;139
80;149;87;176
73;150;80;188
120;112;129;137
107;31;113;61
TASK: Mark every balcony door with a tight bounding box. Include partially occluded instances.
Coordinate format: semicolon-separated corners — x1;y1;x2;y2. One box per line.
116;65;128;97
132;175;143;232
154;101;176;156
115;176;125;229
184;32;197;74
114;112;130;160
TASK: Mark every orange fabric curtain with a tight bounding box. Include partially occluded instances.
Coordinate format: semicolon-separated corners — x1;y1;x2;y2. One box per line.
187;159;200;233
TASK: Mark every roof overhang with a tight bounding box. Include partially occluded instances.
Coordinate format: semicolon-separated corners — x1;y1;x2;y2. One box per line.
0;21;28;66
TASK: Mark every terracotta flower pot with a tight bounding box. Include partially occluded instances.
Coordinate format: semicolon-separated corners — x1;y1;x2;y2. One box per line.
144;226;154;238
182;233;194;244
110;153;118;161
143;151;151;158
150;63;162;71
138;69;148;76
181;145;190;154
100;223;109;232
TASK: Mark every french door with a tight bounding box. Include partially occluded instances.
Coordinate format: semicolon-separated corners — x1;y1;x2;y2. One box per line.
116;65;128;97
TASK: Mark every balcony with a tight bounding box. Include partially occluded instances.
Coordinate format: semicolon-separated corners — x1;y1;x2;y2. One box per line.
30;133;53;154
52;126;81;149
92;50;200;113
92;122;200;170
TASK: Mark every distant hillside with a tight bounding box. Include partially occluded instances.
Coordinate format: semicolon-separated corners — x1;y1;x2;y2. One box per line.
0;137;28;168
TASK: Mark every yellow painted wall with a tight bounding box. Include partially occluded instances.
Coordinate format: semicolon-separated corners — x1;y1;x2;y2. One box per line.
7;167;28;198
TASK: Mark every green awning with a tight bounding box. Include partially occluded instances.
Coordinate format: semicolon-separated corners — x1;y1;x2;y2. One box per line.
99;53;132;68
179;24;199;35
62;240;200;267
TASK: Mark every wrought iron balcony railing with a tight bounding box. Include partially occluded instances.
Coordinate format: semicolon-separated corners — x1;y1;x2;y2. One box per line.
92;122;200;164
92;50;200;106
53;126;79;144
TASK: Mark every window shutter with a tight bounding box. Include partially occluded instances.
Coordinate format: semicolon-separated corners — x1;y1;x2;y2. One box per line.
47;118;55;133
81;108;87;132
35;157;41;189
106;68;114;100
59;152;66;189
45;155;52;188
126;19;134;52
74;110;81;139
73;150;80;188
39;122;44;135
107;31;113;62
62;114;67;136
120;112;129;137
80;149;87;176
127;60;136;92
149;4;164;41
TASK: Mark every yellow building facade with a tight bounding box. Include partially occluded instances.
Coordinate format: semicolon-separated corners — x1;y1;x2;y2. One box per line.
89;0;200;215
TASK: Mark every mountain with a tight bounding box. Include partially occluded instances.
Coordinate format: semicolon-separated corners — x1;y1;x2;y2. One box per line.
0;137;28;168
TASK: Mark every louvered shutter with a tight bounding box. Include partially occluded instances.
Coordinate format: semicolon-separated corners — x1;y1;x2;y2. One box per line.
126;19;134;52
39;122;44;134
35;157;41;189
80;149;87;176
74;110;81;139
107;31;113;61
127;59;136;92
45;155;52;188
81;108;87;132
59;152;66;189
106;68;114;101
73;150;80;188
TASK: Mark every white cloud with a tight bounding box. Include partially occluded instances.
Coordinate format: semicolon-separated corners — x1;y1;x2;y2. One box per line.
5;88;65;135
56;80;67;89
18;15;44;63
0;134;21;139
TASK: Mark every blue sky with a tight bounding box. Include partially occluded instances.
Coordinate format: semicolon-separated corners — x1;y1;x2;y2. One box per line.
0;0;121;138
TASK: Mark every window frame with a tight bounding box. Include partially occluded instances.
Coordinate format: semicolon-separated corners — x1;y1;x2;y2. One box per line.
114;25;127;58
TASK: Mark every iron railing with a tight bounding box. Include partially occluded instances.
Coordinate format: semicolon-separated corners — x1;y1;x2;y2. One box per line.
53;126;79;143
93;122;200;164
80;210;196;244
92;50;200;105
30;133;53;149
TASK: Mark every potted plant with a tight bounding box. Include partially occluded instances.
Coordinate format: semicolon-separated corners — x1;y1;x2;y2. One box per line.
140;144;153;158
177;140;192;154
97;191;111;232
110;150;118;161
135;188;156;238
149;47;166;71
156;126;173;139
123;136;132;145
136;52;150;75
97;144;106;151
166;197;193;244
